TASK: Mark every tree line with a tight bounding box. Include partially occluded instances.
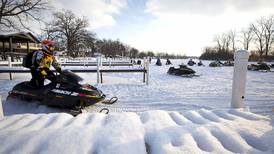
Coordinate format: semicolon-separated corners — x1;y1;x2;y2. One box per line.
0;1;185;59
200;15;274;61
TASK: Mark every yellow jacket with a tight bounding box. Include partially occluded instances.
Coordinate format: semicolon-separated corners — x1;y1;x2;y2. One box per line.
32;50;61;73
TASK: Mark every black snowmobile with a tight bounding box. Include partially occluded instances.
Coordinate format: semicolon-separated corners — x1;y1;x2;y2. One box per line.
248;63;271;72
8;70;117;115
156;58;162;66
209;61;222;67
187;59;196;66
167;64;200;77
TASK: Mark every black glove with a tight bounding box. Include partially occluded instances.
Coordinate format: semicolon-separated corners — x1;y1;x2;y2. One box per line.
47;71;57;82
56;67;62;73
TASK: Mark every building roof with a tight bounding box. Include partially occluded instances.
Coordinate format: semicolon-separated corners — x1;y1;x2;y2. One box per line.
0;32;40;43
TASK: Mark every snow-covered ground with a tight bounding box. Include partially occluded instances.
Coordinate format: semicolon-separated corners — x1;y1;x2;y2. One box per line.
0;59;274;154
0;59;273;116
0;109;273;154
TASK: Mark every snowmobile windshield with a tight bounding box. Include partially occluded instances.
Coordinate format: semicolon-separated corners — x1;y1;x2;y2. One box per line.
60;70;84;83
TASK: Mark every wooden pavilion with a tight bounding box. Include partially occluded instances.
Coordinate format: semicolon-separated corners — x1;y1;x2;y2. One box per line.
0;32;40;61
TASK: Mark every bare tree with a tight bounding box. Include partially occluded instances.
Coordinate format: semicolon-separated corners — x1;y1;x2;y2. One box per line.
139;51;147;58
41;26;62;40
251;17;266;58
47;10;89;57
123;44;131;57
240;26;253;50
81;31;97;56
214;33;231;52
96;39;114;57
0;0;49;31
228;30;237;52
262;15;274;56
129;47;139;58
96;39;126;58
38;27;65;51
213;34;222;51
147;51;154;57
223;33;231;52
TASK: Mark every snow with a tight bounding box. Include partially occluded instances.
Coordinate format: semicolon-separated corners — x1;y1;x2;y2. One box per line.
0;59;274;153
0;109;273;154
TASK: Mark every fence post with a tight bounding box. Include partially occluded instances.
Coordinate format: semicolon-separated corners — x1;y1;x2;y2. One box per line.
96;55;101;84
84;58;86;67
146;57;149;85
8;56;13;80
100;56;103;67
231;50;250;108
109;58;112;68
0;96;4;118
143;57;146;83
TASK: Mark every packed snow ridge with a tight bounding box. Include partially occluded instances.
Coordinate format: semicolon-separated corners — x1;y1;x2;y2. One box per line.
0;109;273;154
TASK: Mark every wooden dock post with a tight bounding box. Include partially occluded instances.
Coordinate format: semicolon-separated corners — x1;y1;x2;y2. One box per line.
8;57;13;80
145;57;149;85
95;53;101;84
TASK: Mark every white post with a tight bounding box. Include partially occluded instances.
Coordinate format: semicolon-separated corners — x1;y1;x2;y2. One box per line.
8;56;11;66
96;56;101;84
8;56;13;80
146;57;149;85
109;58;112;68
143;57;146;68
0;96;4;118
100;57;103;67
231;50;250;108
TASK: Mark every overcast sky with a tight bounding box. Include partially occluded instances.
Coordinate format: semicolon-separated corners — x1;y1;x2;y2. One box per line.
51;0;274;56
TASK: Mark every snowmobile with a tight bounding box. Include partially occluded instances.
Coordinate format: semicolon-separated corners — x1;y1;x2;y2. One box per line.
209;61;222;67
197;60;204;66
8;70;118;115
167;64;200;77
187;59;196;66
165;59;172;65
156;58;162;66
248;63;271;72
223;61;234;66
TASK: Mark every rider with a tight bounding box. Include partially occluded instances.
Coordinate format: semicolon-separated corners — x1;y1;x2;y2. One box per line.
30;39;61;88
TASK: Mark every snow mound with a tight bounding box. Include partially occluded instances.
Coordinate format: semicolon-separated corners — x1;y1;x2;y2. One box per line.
0;109;273;154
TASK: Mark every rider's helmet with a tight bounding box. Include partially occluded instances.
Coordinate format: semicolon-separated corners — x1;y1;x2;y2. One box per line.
41;39;55;55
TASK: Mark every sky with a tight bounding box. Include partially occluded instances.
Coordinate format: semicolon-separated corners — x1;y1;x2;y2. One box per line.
51;0;274;56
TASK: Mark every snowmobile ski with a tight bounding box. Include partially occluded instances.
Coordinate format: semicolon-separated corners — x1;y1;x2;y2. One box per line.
99;108;110;114
181;74;201;78
99;97;118;104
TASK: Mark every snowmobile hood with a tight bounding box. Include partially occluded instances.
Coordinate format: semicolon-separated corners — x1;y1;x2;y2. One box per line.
58;69;84;84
